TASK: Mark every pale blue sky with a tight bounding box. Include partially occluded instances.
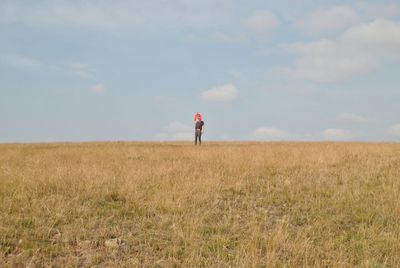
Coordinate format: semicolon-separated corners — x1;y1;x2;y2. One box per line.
1;0;400;142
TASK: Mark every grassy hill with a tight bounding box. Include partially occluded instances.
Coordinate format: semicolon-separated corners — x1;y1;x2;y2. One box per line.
1;142;400;267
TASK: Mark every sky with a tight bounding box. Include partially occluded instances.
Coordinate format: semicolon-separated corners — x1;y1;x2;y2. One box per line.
1;0;400;142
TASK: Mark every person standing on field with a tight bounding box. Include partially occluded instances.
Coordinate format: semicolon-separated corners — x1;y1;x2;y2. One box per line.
195;120;204;145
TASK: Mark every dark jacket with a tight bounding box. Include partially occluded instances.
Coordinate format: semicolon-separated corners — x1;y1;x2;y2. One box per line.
195;121;204;130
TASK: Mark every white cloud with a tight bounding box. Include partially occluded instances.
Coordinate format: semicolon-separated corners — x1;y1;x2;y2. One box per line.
281;19;400;83
297;6;361;34
250;127;288;140
90;83;106;94
336;113;369;124
1;54;42;67
322;128;353;140
70;63;92;78
156;121;193;141
200;84;239;103
243;10;280;39
388;124;400;136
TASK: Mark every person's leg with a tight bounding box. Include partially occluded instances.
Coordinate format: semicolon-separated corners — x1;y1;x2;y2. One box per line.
199;131;202;145
195;130;198;145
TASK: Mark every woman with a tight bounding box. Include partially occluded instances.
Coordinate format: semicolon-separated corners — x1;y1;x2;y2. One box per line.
195;120;204;145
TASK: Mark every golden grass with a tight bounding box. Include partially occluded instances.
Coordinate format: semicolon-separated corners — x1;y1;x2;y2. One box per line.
1;142;400;267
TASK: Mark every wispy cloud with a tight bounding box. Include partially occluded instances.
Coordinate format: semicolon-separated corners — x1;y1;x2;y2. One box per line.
335;113;369;124
200;84;239;103
156;121;193;141
297;6;361;34
322;128;354;140
1;54;42;67
243;10;280;39
0;1;230;32
358;3;400;20
45;137;58;143
388;123;400;136
90;83;106;94
264;84;317;96
281;19;400;83
70;63;92;78
209;32;246;44
250;127;288;140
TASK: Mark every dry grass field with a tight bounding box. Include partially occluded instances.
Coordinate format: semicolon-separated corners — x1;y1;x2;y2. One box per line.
1;142;400;267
